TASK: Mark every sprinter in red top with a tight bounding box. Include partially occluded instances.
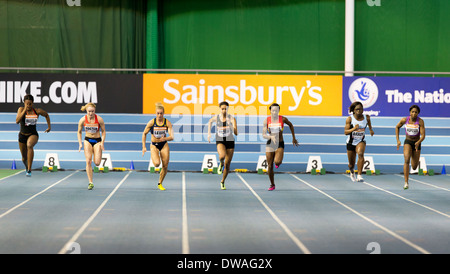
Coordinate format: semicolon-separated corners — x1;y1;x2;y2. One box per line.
77;103;106;190
262;103;299;191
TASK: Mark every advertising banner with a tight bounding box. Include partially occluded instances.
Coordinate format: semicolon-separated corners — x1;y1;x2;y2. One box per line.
0;73;143;113
343;76;450;117
143;74;343;116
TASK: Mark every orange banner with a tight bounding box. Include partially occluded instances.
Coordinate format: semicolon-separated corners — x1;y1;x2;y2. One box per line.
143;74;342;116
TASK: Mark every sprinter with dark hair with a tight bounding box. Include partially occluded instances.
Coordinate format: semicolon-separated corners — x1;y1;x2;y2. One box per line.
262;103;299;191
207;101;238;190
16;94;51;177
345;102;374;182
395;105;425;189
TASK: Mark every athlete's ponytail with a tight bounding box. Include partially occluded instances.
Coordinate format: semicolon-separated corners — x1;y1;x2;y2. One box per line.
81;102;96;112
155;102;164;113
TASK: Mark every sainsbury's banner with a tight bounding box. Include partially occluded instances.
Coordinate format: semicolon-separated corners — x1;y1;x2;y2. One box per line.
343;76;450;117
143;74;342;116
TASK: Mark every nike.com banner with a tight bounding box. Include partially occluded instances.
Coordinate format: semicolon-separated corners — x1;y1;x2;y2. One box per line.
0;73;142;113
343;76;450;117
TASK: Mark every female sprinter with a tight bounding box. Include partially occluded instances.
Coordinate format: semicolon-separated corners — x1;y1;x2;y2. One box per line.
344;101;374;182
262;103;299;191
77;103;106;190
16;94;51;177
395;105;425;189
207;101;238;190
142;103;174;191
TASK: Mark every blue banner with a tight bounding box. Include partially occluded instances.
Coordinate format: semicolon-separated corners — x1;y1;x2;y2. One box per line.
343;76;450;117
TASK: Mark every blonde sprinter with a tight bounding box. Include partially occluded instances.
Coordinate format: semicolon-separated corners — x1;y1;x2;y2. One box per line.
77;103;106;190
142;103;174;191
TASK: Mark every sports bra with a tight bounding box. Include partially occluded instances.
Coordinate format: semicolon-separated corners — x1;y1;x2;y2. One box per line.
20;108;39;134
150;118;168;139
405;116;420;137
346;115;367;145
216;115;233;138
84;114;100;134
267;115;284;134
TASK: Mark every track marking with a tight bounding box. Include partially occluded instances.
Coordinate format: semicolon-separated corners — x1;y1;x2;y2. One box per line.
291;174;430;254
58;171;131;254
359;177;450;219
0;170;25;182
182;171;190;254
343;174;450;219
394;174;450;192
0;171;78;220
236;173;311;254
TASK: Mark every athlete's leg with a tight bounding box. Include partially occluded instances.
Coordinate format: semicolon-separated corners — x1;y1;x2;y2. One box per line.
158;143;170;187
355;142;366;176
26;135;38;172
84;141;94;185
403;143;413;189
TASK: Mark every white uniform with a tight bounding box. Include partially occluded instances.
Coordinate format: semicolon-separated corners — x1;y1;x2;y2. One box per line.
346;115;367;146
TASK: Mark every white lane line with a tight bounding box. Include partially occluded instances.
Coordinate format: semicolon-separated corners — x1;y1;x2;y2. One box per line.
236;173;311;254
291;174;430;254
360;177;450;219
58;171;131;254
182;172;190;254
394;174;450;192
0;171;78;220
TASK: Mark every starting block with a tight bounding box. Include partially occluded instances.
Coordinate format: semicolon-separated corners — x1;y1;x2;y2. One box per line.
94;166;109;173
202;167;218;174
257;168;267;174
42;165;58;172
366;169;381;175
311;168;326;175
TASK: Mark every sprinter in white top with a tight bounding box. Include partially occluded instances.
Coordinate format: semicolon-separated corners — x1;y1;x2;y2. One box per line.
344;101;374;182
